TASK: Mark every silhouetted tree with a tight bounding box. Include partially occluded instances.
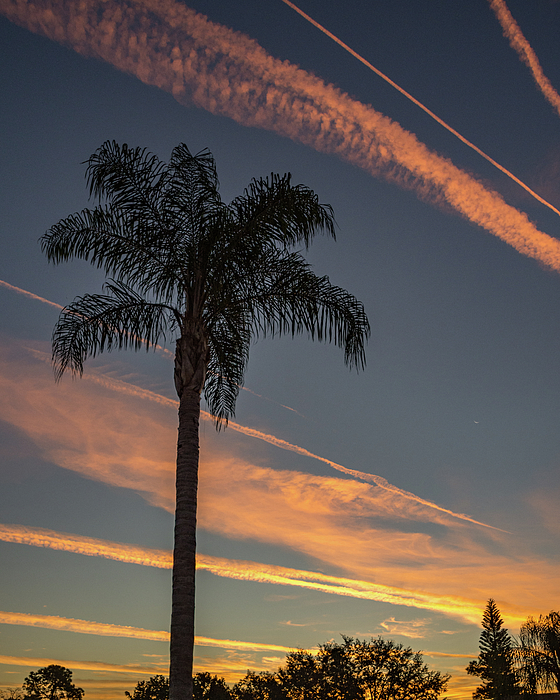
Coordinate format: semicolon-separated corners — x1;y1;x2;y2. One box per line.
343;636;448;700
42;142;369;700
193;673;231;700
0;688;25;700
276;637;448;700
232;672;286;700
517;611;560;694
466;599;520;700
125;676;169;700
22;665;83;700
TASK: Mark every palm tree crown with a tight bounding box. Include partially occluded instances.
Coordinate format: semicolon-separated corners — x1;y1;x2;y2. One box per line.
41;141;370;700
43;141;369;420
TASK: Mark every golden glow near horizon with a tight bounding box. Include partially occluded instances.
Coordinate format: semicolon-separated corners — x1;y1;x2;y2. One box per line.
1;0;560;271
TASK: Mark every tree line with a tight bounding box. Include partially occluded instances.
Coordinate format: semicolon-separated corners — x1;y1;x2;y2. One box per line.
1;607;558;700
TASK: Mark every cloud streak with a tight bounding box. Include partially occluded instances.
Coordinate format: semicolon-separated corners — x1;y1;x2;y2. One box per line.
0;610;295;653
5;340;497;531
0;523;531;625
488;0;560;118
281;0;560;218
1;0;560;271
0;280;63;309
0;655;167;675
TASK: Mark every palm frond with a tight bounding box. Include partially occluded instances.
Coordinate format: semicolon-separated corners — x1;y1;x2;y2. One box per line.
244;250;370;369
228;173;336;249
204;304;252;426
86;141;169;221
52;282;179;380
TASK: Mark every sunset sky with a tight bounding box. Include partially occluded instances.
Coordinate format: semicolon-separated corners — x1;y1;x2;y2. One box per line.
1;0;560;698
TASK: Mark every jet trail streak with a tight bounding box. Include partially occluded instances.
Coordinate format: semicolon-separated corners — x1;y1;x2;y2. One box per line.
0;280;63;309
1;0;560;271
0;610;295;652
281;0;560;218
0;523;507;623
488;0;560;117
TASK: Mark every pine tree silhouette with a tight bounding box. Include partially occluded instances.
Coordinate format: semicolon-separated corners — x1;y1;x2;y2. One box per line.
467;599;520;700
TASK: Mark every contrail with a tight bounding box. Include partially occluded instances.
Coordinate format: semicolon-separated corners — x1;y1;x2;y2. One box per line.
21;344;502;531
0;279;63;309
281;0;560;218
198;414;505;531
0;654;167;675
488;0;560;118
0;610;295;652
2;0;560;271
0;524;501;623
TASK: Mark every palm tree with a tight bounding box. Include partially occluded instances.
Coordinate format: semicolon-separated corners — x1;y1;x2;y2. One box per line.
41;141;370;700
517;611;560;694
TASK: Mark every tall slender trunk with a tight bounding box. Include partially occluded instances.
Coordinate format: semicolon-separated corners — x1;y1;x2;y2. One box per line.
170;326;208;700
170;386;200;700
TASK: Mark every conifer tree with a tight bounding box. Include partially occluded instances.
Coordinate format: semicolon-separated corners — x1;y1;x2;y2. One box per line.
467;599;520;700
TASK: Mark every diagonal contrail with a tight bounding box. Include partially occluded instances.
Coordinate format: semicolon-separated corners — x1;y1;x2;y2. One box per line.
281;0;560;218
19;339;503;531
2;0;560;271
0;279;63;309
488;0;560;118
0;280;506;531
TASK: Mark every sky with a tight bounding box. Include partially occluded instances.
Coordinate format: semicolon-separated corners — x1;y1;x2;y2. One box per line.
1;0;560;698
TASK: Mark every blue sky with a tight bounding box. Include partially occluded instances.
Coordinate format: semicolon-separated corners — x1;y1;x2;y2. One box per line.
1;0;559;697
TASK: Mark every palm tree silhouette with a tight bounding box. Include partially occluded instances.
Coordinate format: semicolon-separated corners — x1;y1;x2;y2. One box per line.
41;141;370;700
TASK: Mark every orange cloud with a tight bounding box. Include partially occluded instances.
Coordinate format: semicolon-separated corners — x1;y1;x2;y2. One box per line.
0;610;295;653
281;0;560;219
0;340;557;625
0;655;167;675
489;0;560;118
1;0;560;270
4;340;499;533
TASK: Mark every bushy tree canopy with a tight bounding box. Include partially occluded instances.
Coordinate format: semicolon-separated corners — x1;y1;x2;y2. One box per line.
125;675;169;700
22;665;84;700
234;637;449;700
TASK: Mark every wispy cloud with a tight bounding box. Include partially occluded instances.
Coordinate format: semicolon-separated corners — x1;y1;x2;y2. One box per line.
0;655;167;675
0;610;295;653
0;522;534;626
378;617;433;639
3;339;499;532
488;0;560;118
1;0;560;271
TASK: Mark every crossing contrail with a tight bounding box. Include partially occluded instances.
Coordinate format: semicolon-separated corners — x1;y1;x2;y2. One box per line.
2;0;560;271
281;0;560;218
488;0;560;118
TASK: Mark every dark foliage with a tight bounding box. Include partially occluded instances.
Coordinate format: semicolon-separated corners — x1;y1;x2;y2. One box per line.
22;665;84;700
125;675;169;700
517;611;560;694
466;599;520;700
233;637;449;700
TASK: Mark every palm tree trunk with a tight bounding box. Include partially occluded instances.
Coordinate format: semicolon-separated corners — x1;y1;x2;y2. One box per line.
170;385;201;700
